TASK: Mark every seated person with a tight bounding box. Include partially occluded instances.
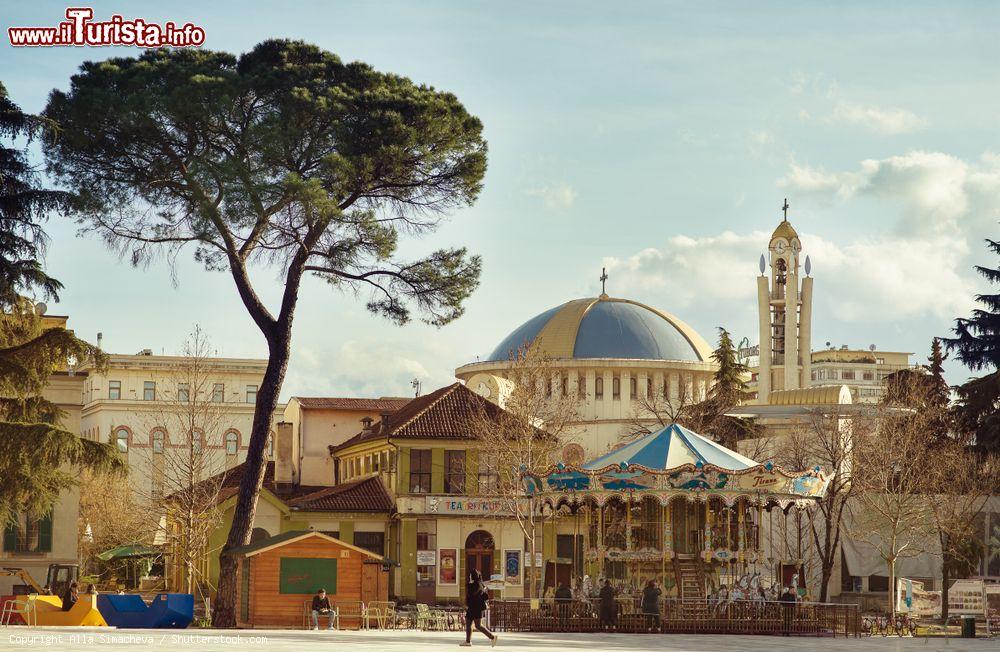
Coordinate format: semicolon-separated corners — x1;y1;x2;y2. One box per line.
310;588;336;630
61;582;80;612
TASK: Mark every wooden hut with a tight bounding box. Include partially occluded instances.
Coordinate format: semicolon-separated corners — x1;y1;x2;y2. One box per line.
233;530;388;629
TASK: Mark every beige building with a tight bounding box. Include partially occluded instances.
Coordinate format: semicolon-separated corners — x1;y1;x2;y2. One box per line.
76;352;282;502
455;292;717;456
1;316;86;596
810;347;914;404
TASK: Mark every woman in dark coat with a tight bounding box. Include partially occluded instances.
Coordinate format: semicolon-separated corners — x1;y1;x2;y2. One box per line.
462;569;497;647
641;579;662;631
598;579;617;629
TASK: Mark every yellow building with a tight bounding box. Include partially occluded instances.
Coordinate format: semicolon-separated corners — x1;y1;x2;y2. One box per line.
810;347;914;403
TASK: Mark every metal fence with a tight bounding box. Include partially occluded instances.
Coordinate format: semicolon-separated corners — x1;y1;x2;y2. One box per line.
489;598;862;637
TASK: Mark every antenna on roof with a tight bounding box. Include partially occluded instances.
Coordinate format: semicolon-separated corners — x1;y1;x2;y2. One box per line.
411;378;422;397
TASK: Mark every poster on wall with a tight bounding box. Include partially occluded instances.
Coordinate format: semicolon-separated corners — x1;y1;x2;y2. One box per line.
504;550;521;585
896;578;941;617
438;548;457;585
416;550;436;566
523;552;543;567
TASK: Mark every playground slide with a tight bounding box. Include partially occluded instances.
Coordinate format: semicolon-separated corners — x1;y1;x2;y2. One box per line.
96;593;194;629
19;594;108;626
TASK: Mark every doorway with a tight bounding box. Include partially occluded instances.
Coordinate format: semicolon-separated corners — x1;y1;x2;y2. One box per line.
465;530;495;583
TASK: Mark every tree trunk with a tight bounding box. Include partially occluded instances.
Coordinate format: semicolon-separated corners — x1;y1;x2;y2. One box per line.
941;556;950;621
211;327;292;627
888;558;896;616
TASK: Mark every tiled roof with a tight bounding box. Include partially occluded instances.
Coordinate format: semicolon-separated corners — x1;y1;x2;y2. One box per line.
335;383;506;451
292;397;411;411
179;461;394;513
287;476;395;512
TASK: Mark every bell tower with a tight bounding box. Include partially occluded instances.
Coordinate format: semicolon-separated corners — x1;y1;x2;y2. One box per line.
756;200;813;403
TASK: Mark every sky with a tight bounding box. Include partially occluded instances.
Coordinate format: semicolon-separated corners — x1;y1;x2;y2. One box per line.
3;1;1000;399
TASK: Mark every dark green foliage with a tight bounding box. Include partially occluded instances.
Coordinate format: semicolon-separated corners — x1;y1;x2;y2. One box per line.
943;238;1000;451
0;84;121;526
694;328;758;448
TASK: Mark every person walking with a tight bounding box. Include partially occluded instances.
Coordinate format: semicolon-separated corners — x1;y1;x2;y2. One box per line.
598;579;618;630
641;579;661;632
461;569;497;647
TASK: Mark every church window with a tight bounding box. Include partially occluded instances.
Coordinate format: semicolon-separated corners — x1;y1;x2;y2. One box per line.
842;370;855;380
578;374;586;399
629;377;637;399
562;375;569;397
646;378;652;398
595;377;603;399
863;372;873;381
612;377;621;400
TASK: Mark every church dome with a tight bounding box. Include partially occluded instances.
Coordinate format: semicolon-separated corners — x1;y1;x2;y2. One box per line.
486;297;713;363
771;220;798;240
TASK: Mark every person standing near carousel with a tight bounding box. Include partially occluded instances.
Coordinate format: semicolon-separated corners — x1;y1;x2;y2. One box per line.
598;579;618;630
641;579;662;632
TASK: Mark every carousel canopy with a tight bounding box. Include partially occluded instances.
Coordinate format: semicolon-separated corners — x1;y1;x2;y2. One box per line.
583;424;759;472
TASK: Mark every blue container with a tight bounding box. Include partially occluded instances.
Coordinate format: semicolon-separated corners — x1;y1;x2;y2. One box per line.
97;593;194;629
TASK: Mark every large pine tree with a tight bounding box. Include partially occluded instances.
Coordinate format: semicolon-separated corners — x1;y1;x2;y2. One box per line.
694;327;758;448
0;82;120;526
942;238;1000;451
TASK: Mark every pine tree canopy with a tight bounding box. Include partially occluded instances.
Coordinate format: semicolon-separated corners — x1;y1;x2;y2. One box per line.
0;84;122;525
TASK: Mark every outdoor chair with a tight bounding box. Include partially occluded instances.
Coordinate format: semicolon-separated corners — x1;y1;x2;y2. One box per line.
0;598;32;627
362;601;395;629
415;603;448;630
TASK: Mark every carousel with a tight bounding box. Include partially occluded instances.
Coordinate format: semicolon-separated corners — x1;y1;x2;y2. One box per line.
529;423;829;600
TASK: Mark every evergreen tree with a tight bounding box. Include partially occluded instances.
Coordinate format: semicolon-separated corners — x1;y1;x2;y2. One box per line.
943;238;1000;451
694;328;757;448
883;338;952;441
0;83;121;526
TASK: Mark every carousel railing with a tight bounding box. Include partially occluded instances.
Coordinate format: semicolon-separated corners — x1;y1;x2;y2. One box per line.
488;597;861;637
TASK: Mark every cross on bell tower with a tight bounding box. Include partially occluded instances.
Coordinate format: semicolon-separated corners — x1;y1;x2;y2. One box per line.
599;267;608;297
782;197;789;222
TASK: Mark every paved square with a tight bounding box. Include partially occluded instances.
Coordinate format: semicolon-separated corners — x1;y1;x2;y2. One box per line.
2;628;997;652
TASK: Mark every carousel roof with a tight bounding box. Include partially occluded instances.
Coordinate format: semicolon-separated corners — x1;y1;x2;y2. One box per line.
585;423;759;472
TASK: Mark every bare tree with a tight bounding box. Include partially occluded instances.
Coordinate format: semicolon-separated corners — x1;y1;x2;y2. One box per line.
773;406;864;602
849;393;939;614
78;468;156;584
467;348;580;599
926;441;998;618
140;327;228;598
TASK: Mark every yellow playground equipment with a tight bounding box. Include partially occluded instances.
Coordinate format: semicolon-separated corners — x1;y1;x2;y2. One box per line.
17;594;107;627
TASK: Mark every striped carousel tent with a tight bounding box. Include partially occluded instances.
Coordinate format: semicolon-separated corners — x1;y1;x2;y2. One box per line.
583;424;759;472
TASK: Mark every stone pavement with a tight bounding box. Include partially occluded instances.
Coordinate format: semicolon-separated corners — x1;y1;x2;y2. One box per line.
2;628;996;652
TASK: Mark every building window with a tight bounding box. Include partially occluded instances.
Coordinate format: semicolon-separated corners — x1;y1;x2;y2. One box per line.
842;370;855;380
595;377;604;399
630;377;637;400
178;383;190;402
246;385;258;404
152;430;165;454
445;450;466;494
612;376;621;400
114;427;129;453
577;374;586;399
409;449;432;493
561;375;569;397
191;431;203;455
108;380;121;400
212;383;224;402
143;381;156;401
868;575;889;592
478;455;500;494
353;531;385;556
416;520;437;587
225;431;239;455
810;372;816;381
267;433;274;459
862;372;873;381
3;512;52;553
646;378;652;398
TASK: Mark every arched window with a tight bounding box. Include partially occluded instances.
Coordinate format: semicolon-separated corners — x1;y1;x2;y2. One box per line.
191;431;203;455
629;377;637;399
114;428;129;453
225;431;239;456
612;376;621;400
595;377;604;399
152;430;165;454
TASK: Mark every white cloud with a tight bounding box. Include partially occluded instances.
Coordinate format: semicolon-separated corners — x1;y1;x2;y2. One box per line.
778;151;1000;237
603;230;975;331
829;101;927;135
284;336;455;399
527;183;577;209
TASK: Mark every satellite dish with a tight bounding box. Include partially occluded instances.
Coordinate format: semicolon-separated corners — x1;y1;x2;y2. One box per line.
869;344;876;352
34;302;47;316
804;255;812;276
759;254;766;275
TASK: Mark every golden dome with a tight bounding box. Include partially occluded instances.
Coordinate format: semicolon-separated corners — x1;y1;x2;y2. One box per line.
771;220;798;241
